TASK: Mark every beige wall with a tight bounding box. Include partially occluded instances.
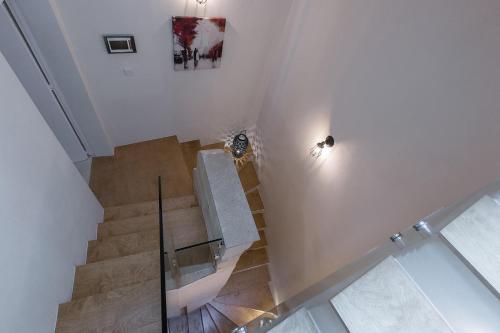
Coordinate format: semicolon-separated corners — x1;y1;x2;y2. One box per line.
256;0;500;303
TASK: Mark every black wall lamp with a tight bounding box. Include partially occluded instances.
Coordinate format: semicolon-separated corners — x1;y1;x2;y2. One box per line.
311;135;335;157
231;132;249;158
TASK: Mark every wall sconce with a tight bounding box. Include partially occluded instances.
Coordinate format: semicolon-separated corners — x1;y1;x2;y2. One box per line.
310;135;334;158
231;131;249;158
195;0;208;4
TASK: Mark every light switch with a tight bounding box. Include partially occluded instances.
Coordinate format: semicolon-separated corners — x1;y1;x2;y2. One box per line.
123;67;134;76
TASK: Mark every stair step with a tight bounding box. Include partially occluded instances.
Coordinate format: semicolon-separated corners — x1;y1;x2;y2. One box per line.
164;206;207;250
247;191;264;213
219;265;271;297
201;305;219;333
168;311;189;333
206;303;237;333
238;161;260;193
135;321;163;333
56;279;161;333
250;230;268;250
440;195;500;293
210;301;267;327
214;282;275;312
98;206;204;243
200;142;226;150
73;250;160;300
104;195;197;221
98;214;158;240
253;213;266;230
331;256;454;332
188;308;204;333
181;140;201;174
234;248;269;273
267;308;318;333
87;229;159;263
90;136;193;208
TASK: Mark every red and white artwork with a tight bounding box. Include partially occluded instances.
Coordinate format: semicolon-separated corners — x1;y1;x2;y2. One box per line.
172;16;226;71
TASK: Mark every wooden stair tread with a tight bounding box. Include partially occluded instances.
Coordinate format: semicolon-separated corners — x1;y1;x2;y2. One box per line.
87;229;159;263
104;195;197;221
209;301;267;327
98;214;158;240
201;306;219;333
200;142;226;150
188;308;204;333
219;265;271;297
73;250;160;300
214;283;275;312
135;321;162;333
98;206;204;243
238;161;260;193
206;303;237;333
234;248;269;273
168;311;188;333
180;140;201;175
250;230;267;250
247;191;264;212
164;206;208;250
253;213;266;230
91;136;193;207
56;279;161;332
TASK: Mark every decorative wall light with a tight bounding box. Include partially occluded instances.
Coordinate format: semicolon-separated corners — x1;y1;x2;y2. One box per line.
310;135;335;158
231;132;249;158
222;131;252;170
195;0;208;5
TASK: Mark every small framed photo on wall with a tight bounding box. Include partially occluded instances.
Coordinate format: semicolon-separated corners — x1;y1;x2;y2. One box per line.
104;35;137;54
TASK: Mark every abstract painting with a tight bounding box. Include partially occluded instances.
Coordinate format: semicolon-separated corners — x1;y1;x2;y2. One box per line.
172;16;226;71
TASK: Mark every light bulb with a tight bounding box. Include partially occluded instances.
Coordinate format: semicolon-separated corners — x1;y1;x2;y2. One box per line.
310;144;323;158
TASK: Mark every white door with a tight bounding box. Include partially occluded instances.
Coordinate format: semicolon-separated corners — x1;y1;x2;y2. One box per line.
0;2;88;162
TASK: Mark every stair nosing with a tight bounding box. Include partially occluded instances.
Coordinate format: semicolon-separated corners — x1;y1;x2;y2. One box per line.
60;278;161;309
232;262;269;275
76;249;158;270
204;305;221;333
207;303;238;330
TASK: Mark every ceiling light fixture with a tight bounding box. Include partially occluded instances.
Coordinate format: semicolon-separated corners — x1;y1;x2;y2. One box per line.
310;135;335;158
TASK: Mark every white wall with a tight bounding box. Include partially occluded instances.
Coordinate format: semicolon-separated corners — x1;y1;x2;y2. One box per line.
256;0;500;303
51;0;292;146
0;50;103;332
74;158;92;183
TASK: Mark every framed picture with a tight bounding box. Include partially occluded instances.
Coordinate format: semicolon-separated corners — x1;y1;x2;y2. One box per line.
104;35;136;54
172;16;226;71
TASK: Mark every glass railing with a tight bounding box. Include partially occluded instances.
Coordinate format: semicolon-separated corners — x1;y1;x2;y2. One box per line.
236;178;500;332
167;238;224;289
158;175;225;292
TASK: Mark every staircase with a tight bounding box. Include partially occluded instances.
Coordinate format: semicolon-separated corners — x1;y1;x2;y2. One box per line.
55;136;275;332
244;189;500;332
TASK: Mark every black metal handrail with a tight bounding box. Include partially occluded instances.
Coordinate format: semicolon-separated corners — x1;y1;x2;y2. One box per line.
174;238;223;253
158;176;167;333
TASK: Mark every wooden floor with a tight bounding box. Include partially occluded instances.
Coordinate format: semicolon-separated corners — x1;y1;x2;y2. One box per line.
56;137;275;332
